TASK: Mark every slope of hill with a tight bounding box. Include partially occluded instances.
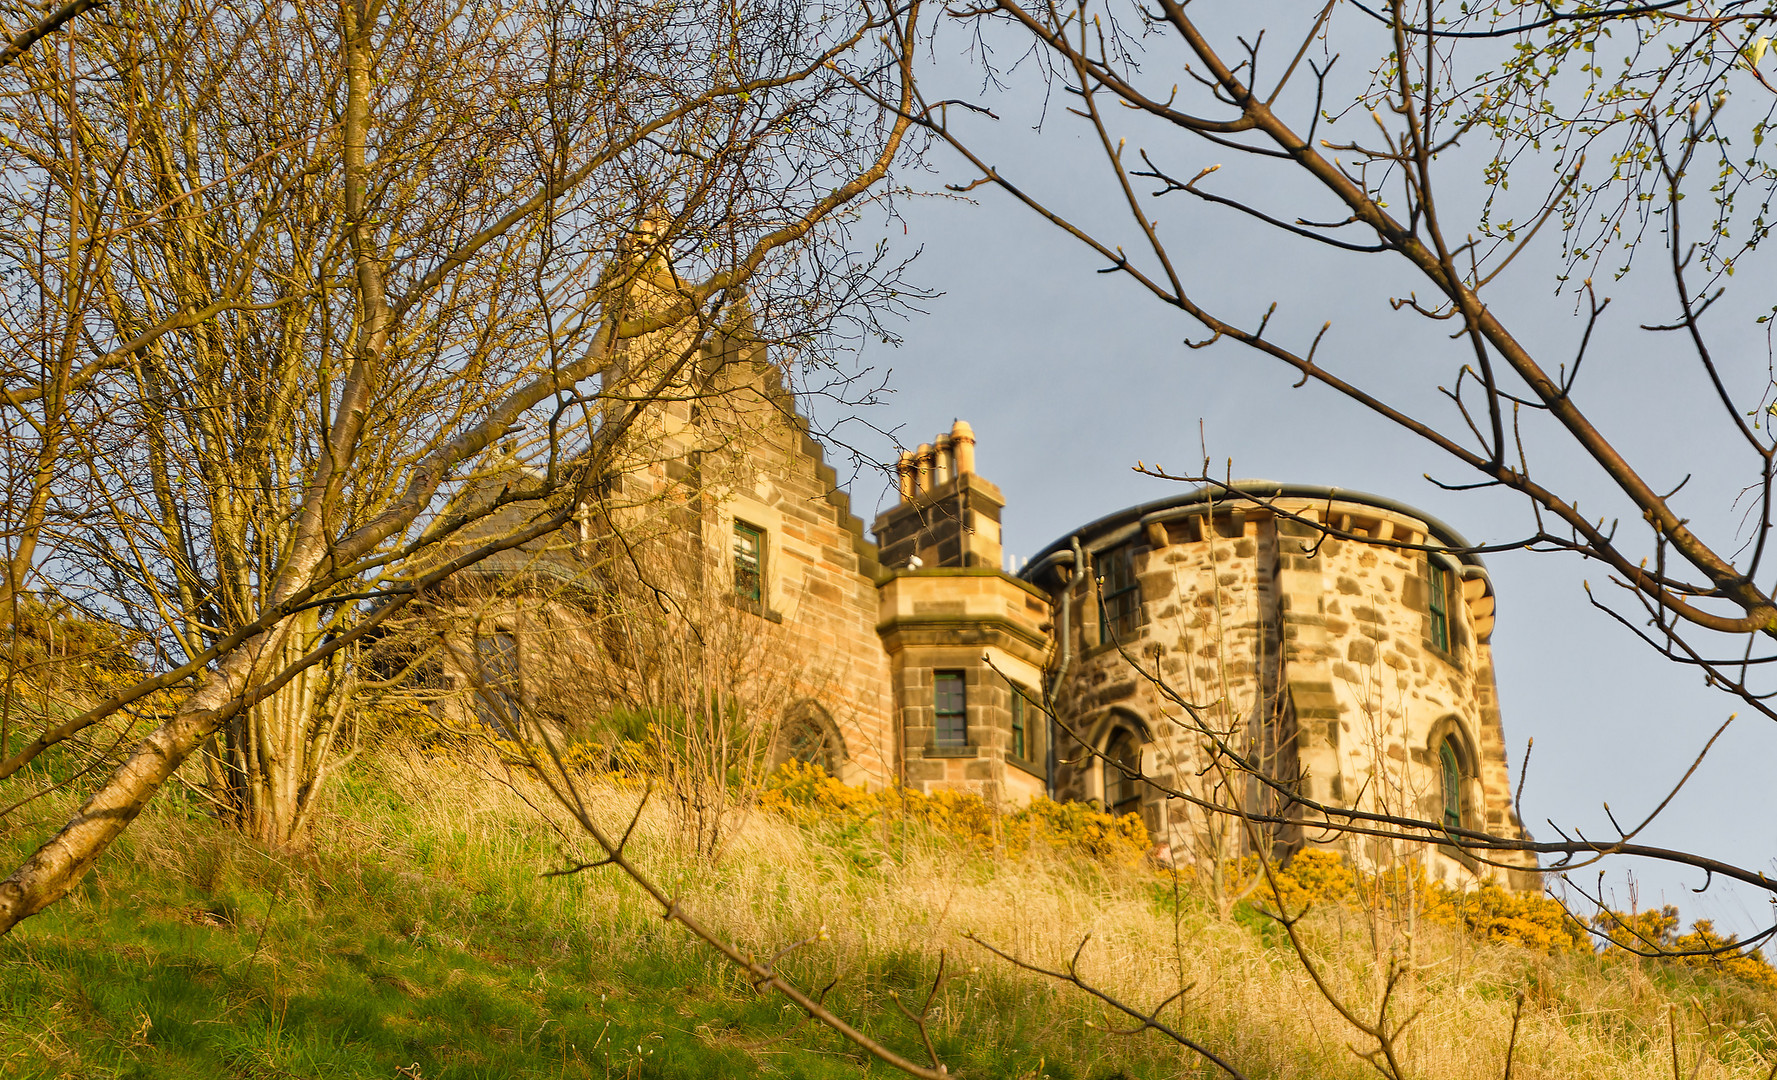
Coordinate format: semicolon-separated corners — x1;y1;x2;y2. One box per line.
0;750;1771;1079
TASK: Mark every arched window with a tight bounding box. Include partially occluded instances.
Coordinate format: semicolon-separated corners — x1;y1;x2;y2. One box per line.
1103;727;1143;819
1438;736;1463;830
776;704;844;776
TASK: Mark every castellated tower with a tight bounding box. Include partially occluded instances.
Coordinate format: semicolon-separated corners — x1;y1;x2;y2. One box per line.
1018;483;1534;889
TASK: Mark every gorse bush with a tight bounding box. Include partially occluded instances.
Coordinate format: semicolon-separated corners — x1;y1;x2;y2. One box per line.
1257;850;1589;953
1590;904;1777;989
759;759;1151;864
1256;849;1776;987
4;594;144;698
1423;875;1592;954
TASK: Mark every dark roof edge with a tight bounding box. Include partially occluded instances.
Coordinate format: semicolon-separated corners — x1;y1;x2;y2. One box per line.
1018;480;1488;585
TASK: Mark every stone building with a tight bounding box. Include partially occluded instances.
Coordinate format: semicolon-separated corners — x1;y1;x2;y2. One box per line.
1013;482;1533;888
461;354;1534;886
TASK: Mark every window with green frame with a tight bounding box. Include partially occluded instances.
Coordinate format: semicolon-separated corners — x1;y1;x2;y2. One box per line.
733;521;763;602
1438;737;1463;830
1098;545;1141;642
1427;559;1452;653
934;671;966;747
1010;688;1028;761
1104;727;1143;818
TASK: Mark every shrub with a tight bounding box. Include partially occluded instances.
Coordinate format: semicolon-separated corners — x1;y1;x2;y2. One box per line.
1423;876;1591;953
4;592;144;697
1592;905;1777;989
1247;849;1776;989
1007;795;1150;865
1239;851;1589;953
759;760;1150;865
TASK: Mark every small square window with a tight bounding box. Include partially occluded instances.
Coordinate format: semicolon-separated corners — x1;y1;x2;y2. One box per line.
733;522;763;602
934;670;966;748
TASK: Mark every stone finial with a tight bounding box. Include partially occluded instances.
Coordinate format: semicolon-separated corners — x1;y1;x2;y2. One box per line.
950;420;976;475
896;451;916;503
914;443;934;495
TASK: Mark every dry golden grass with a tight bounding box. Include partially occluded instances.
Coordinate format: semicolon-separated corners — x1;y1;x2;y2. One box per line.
360;750;1777;1080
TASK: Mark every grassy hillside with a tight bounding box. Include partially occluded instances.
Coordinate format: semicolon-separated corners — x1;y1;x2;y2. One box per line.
0;750;1772;1079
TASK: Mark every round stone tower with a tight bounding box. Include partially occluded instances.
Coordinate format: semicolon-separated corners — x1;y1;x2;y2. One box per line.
1020;481;1534;889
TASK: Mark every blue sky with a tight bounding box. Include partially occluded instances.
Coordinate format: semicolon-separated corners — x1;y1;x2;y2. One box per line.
815;6;1777;941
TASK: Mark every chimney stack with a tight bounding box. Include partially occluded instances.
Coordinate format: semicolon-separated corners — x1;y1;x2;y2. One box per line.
873;419;1004;570
889;421;979;506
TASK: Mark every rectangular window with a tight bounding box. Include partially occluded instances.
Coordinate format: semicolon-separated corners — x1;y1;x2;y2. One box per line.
733;521;763;602
473;631;521;737
1098;546;1141;643
1428;560;1452;653
934;670;966;748
1011;689;1027;760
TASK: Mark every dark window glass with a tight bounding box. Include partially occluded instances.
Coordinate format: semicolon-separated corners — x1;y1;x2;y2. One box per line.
473;631;521;737
734;522;763;602
934;671;966;747
1439;738;1462;830
782;718;837;775
1104;728;1142;818
1428;560;1452;653
1011;690;1027;760
1098;546;1141;643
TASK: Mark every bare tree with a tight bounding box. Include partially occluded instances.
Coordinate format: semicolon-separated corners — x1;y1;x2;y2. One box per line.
911;1;1777;713
414;493;838;862
892;0;1777;897
0;0;922;929
885;1;1777;1072
575;543;828;860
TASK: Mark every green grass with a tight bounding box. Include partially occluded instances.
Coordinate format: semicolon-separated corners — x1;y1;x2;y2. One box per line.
0;758;1164;1080
3;843;795;1077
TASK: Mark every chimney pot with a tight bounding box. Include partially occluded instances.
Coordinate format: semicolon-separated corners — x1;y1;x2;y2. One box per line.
914;443;934;496
934;434;954;485
950;420;976;476
896;451;915;503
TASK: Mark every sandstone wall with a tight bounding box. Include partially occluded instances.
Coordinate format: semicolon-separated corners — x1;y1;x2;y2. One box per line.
1042;494;1533;888
717;411;898;788
877;568;1052;803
